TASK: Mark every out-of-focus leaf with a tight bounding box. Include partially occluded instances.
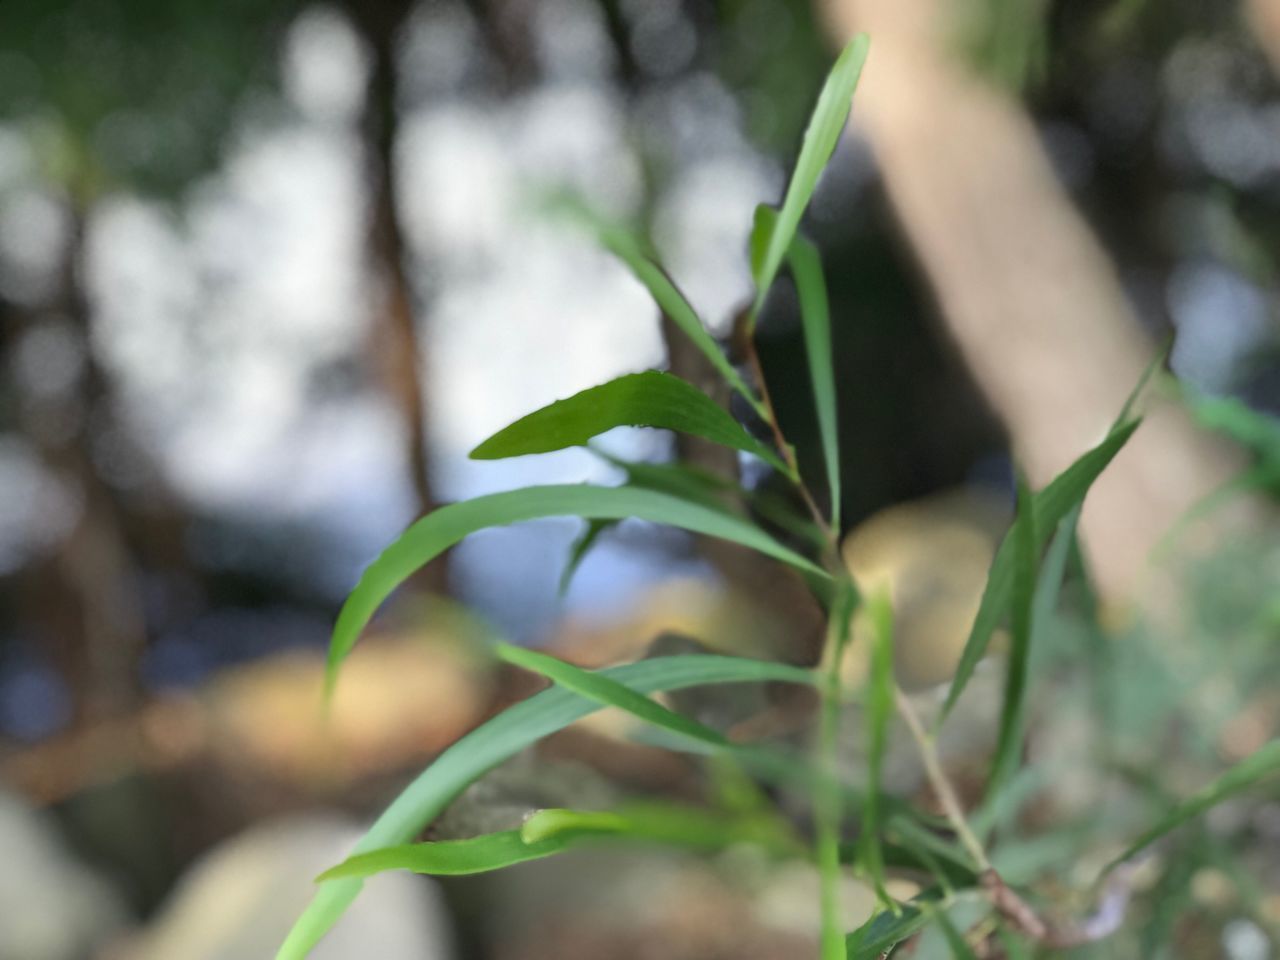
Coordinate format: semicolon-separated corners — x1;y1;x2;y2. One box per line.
558;519;615;597
788;225;842;531
470;371;787;473
934;910;980;959
1100;739;1280;877
846;889;944;958
591;448;741;512
985;475;1038;803
326;484;829;692
751;33;871;322
596;225;765;418
279;655;817;960
861;592;895;889
940;419;1141;723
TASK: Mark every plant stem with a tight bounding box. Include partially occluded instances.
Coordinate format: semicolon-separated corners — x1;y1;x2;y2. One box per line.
894;688;992;873
816;592;853;958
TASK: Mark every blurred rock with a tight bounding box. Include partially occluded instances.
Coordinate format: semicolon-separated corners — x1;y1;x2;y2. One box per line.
0;789;128;960
113;815;453;960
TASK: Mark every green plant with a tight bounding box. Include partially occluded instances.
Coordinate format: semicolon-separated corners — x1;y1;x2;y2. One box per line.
277;34;1280;960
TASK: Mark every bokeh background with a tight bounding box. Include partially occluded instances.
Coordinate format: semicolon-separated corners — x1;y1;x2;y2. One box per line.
1;1;1278;957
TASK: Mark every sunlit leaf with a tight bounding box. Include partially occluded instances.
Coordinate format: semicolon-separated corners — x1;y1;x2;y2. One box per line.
1100;739;1280;878
470;371;787;473
940;419;1141;723
751;32;870;322
326;484;830;692
278;654;817;959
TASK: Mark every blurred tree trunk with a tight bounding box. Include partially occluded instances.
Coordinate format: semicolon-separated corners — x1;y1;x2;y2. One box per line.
4;201;148;725
345;0;449;594
817;0;1264;603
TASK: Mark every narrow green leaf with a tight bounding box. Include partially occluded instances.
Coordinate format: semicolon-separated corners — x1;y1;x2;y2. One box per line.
861;592;896;892
598;226;765;417
496;642;732;750
789;228;842;531
846;889;944;958
590;447;742;512
558;519;615;597
326;484;830;692
984;475;1038;803
278;655;817;960
1099;739;1280;878
470;371;788;474
751;33;870;321
934;909;980;959
319;830;572;880
939;419;1141;723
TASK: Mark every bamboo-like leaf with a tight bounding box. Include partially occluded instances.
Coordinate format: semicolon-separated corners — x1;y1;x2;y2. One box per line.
278;655;817;960
470;371;787;473
846;889;944;958
597;225;765;418
860;592;896;890
496;642;732;749
1100;739;1280;878
984;475;1038;803
788;224;842;531
939;419;1141;723
319;830;571;880
558;519;615;597
934;909;981;959
751;33;870;321
326;484;830;692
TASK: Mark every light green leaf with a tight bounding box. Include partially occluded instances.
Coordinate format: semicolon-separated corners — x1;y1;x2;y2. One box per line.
496;642;732;750
860;592;896;891
326;484;830;692
598;226;766;418
470;371;787;474
939;419;1141;723
985;474;1039;803
278;654;817;960
319;830;571;880
1100;739;1280;878
789;226;842;531
934;909;980;959
751;33;870;322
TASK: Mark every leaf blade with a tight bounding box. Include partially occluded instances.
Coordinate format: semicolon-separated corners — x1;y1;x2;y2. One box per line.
470;371;787;474
327;484;830;691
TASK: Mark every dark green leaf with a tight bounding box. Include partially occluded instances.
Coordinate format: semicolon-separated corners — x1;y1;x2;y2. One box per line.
279;655;817;959
789;227;842;531
934;910;980;959
846;889;944;958
326;484;830;692
940;419;1141;723
470;371;787;473
1100;739;1280;877
558;519;615;597
751;33;870;321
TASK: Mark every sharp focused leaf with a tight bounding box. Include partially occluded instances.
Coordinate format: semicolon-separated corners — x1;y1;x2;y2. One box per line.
496;642;732;749
1100;739;1280;878
319;830;572;880
751;33;870;321
326;484;829;691
788;225;842;531
985;475;1039;803
278;655;817;960
940;419;1141;723
846;889;944;958
597;225;766;418
470;371;787;473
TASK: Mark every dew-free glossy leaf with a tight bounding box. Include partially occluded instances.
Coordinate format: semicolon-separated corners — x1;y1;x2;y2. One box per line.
940;419;1141;723
470;371;787;473
751;33;870;320
279;654;817;959
326;484;829;692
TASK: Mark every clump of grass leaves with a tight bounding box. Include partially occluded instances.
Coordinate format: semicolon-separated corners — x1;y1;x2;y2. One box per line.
278;33;1280;960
